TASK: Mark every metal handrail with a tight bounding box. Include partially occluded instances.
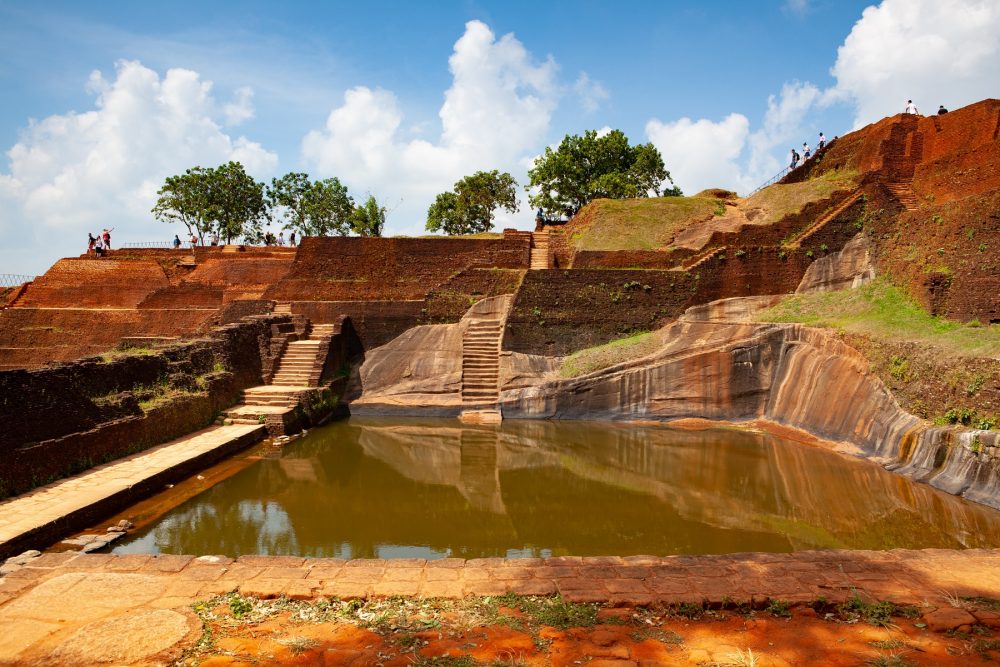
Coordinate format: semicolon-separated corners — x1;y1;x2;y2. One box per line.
121;241;175;248
747;166;792;197
0;274;36;287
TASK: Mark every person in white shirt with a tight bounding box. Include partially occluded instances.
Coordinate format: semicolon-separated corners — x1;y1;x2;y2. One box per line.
818;132;826;150
905;100;918;114
803;142;811;159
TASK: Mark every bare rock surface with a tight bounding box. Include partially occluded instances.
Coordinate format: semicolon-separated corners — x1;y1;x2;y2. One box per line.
41;608;196;666
796;233;875;293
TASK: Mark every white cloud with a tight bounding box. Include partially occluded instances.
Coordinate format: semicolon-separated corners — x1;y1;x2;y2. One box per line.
645;0;1000;196
785;0;810;16
223;86;256;126
646;113;751;196
0;59;277;274
301;20;559;234
831;0;1000;127
573;72;608;113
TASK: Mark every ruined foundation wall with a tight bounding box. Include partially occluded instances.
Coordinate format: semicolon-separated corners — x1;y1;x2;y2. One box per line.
0;316;291;498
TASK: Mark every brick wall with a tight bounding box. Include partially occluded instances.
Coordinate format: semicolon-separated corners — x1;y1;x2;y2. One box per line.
19;259;170;308
291;300;427;349
504;269;699;356
264;235;530;302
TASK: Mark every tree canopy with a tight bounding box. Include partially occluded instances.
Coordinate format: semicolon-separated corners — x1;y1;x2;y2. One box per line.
350;195;387;237
152;162;267;243
267;173;355;237
425;170;519;235
527;129;674;216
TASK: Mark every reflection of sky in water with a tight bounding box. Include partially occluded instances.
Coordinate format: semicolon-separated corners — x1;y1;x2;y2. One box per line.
111;417;1000;558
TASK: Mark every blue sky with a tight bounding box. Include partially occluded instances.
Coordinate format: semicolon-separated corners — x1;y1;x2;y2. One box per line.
1;0;998;275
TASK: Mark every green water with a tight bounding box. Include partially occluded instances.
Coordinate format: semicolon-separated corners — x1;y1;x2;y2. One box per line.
112;417;1000;558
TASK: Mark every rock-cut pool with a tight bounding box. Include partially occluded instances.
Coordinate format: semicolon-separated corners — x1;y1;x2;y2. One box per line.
111;417;1000;558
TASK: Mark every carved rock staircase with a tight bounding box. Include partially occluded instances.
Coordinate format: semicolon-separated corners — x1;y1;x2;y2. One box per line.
885;182;919;211
530;231;550;270
461;318;502;410
790;191;865;247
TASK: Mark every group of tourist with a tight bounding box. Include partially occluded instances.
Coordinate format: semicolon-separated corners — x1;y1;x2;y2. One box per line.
169;230;297;249
789;132;830;171
788;99;950;172
905;100;949;116
85;228;114;257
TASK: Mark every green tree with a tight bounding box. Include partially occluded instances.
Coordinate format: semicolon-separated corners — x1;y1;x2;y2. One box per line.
350;195;386;237
527;129;673;216
267;173;355;237
425;170;519;235
152;162;267;244
206;161;268;244
151;166;214;242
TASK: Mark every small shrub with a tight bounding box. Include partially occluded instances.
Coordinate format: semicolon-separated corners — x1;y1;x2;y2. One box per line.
979;242;988;253
805;249;814;258
766;600;791;618
888;355;910;382
931;214;943;225
820;243;828;252
734;248;746;257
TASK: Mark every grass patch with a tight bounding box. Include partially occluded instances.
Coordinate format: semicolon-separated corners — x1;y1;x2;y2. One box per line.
560;331;660;378
569;196;719;251
757;279;1000;357
98;345;159;363
744;168;859;226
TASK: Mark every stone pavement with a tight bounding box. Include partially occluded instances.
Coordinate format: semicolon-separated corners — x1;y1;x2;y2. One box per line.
0;424;265;560
1;548;999;664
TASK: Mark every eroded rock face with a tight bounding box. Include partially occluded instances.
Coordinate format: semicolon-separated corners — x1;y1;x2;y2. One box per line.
796;234;875;293
353;321;465;411
353;294;1000;509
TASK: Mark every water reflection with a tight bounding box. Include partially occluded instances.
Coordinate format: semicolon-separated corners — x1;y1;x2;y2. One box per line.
113;418;1000;558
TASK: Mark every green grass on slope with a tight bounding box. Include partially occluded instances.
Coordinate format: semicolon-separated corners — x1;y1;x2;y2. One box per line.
571;197;719;251
560;331;662;378
758;280;1000;357
744;168;859;226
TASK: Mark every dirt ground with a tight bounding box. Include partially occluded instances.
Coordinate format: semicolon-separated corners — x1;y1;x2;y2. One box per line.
183;593;1000;666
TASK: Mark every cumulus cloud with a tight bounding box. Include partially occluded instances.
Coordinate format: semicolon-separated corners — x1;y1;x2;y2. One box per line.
646;113;751;196
645;0;1000;195
223;86;256;126
573;72;608;113
0;60;276;273
831;0;1000;127
784;0;810;16
302;20;559;234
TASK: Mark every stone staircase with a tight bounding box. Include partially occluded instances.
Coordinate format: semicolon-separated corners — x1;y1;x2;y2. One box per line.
885;182;920;211
273;302;292;315
680;246;727;271
461;318;503;410
791;191;865;247
221;321;336;426
270;323;336;386
530;231;550;270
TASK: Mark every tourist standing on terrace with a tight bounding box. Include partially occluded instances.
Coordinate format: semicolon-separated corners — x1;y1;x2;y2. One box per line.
172;234;181;249
790;148;800;169
102;228;113;250
94;235;105;257
289;231;296;247
938;105;948;115
803;142;811;159
277;231;285;246
189;233;198;249
905;100;919;114
87;233;97;254
818;132;826;150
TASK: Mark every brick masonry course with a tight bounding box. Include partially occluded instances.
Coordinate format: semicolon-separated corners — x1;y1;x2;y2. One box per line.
2;549;999;609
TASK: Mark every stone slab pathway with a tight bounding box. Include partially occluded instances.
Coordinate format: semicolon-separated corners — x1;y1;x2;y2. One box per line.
1;549;999;663
0;424;265;559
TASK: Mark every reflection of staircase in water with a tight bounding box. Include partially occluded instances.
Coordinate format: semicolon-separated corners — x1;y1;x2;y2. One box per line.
459;428;506;515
